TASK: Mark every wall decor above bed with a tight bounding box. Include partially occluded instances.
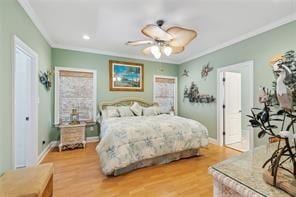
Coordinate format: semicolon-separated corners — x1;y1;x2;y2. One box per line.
109;60;144;92
183;82;215;103
201;62;213;80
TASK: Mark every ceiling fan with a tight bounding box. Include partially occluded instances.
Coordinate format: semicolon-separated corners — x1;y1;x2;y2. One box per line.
126;20;198;59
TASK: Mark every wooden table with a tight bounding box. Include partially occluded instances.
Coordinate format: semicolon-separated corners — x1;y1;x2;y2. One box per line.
58;123;86;152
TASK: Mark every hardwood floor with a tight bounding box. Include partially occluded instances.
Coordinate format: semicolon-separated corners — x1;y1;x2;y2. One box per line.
42;142;239;197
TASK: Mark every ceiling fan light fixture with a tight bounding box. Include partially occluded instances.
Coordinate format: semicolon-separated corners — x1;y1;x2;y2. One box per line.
153;51;161;59
150;45;160;55
163;46;172;56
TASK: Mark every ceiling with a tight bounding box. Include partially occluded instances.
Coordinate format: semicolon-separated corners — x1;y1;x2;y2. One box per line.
21;0;296;64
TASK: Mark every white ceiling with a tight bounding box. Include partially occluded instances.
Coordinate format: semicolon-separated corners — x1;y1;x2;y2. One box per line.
22;0;296;64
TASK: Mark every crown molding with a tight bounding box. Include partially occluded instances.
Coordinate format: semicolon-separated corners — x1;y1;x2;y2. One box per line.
52;44;178;64
180;13;296;64
18;0;54;46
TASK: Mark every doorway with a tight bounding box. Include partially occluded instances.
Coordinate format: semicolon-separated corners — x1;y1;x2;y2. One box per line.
12;36;38;168
217;61;254;152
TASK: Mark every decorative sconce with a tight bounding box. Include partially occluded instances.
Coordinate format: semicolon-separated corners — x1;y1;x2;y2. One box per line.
182;69;189;77
39;70;52;91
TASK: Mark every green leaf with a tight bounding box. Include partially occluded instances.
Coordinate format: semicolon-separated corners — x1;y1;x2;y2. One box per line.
258;130;266;138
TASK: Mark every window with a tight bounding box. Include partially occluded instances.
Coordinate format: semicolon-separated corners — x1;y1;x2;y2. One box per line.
54;67;97;124
153;75;177;114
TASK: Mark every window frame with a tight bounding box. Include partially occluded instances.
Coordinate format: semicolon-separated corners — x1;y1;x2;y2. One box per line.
153;75;178;114
54;67;97;124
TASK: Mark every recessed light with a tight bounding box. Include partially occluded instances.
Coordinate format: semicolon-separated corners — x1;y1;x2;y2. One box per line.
83;35;90;40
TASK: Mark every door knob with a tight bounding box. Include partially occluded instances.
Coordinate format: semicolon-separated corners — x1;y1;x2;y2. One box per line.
25;117;29;121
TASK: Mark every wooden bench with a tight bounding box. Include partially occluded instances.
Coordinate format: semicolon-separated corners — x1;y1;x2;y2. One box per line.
0;163;54;197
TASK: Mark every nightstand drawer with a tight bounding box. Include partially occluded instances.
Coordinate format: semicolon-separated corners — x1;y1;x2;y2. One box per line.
58;123;86;152
62;132;83;144
62;127;82;134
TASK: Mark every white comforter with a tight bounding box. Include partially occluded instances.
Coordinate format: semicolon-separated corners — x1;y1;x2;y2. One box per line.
96;114;208;175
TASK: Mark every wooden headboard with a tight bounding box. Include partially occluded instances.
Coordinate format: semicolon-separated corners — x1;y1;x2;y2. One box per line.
98;97;158;112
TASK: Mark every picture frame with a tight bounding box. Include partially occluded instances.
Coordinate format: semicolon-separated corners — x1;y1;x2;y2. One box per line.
109;60;144;91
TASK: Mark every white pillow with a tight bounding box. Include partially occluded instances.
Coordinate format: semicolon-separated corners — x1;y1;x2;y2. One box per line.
118;106;134;117
159;106;170;114
107;109;119;117
106;106;117;110
102;106;120;118
143;106;159;116
130;102;142;116
154;106;160;115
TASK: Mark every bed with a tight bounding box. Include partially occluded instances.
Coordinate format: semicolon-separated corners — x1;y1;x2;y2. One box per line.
96;97;208;176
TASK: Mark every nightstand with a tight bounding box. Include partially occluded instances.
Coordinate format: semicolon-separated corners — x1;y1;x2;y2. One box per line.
58;123;86;152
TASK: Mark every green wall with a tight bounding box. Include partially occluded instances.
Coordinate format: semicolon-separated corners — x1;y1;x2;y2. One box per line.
51;48;178;139
0;0;5;175
178;21;296;146
0;0;52;174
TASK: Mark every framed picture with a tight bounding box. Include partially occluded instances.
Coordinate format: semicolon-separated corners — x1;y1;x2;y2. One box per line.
109;60;144;91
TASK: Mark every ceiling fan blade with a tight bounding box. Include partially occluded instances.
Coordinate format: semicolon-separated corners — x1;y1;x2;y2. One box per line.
167;27;197;47
141;24;173;41
126;40;154;46
169;46;185;54
142;46;152;55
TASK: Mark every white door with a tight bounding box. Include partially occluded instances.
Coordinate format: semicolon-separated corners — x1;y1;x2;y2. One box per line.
14;47;34;168
224;72;242;145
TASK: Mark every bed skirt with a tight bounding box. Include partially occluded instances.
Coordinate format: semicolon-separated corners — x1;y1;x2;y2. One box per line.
110;149;200;176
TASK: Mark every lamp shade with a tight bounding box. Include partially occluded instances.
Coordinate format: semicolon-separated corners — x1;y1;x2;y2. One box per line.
164;46;172;56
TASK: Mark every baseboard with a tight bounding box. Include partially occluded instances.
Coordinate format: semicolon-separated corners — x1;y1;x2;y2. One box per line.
37;136;100;164
50;141;59;147
86;136;100;143
37;141;57;164
209;137;219;145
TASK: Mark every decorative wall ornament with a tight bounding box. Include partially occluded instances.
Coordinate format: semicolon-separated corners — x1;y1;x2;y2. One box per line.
39;70;52;91
183;82;215;103
270;50;296;107
247;50;296;196
258;86;277;106
201;62;213;80
181;69;189;77
109;60;144;92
